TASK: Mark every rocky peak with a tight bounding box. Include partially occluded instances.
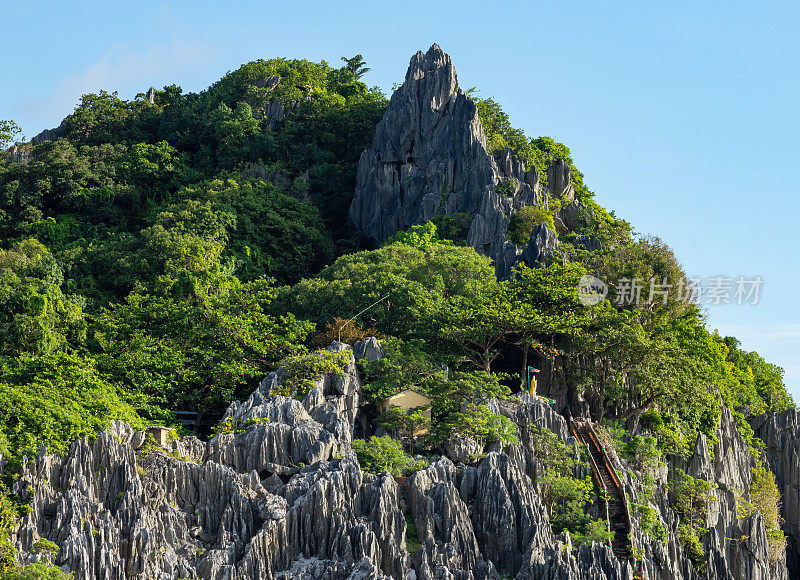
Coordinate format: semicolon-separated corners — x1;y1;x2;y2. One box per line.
403;43;458;116
349;44;557;278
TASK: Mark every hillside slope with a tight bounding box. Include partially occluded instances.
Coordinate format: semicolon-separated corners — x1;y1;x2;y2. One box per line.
11;341;795;579
0;44;797;579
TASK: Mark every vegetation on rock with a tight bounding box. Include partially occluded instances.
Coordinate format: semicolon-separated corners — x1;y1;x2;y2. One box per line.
0;48;794;576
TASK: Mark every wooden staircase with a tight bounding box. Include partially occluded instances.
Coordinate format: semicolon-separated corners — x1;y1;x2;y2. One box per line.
571;419;632;562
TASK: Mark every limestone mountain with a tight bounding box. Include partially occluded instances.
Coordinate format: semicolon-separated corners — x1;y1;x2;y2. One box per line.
1;43;797;580
349;44;577;276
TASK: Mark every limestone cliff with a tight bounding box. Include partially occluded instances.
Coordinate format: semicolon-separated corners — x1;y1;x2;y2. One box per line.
9;341;793;579
749;407;800;577
348;44;569;277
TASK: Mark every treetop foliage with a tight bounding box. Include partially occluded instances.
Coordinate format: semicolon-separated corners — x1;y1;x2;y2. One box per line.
0;52;793;569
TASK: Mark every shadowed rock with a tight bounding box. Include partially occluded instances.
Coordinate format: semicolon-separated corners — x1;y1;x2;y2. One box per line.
349;44;562;278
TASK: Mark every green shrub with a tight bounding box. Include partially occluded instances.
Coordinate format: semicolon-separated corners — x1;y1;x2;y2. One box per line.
528;427;577;478
358;337;444;406
653;422;691;459
404;511;421;553
570;518;613;548
740;463;785;564
677;523;706;574
273;349;351;399
527;427;610;545
351;436;428;478
31;539;59;556
213;416;270;436
0;561;73;579
667;468;717;572
430;213;471;245
0;353;143;473
507;206;555;245
439;403;518;447
635;503;667;543
668;469;717;530
376;405;430;455
403;457;430;475
495;178;519;197
639;409;664;431
547;475;597;539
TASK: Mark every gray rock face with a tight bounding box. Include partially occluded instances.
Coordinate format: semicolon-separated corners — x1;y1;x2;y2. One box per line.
521;223;560;267
31;120;66;144
3;143;33;163
442;437;482;463
10;345;793;579
215;342;364;470
353;337;384;362
12;421;287;580
712;406;756;493
254;75;281;90
668;406;787;580
547;159;575;202
749;407;800;576
349;44;562;277
349;44;497;241
407;453;631;580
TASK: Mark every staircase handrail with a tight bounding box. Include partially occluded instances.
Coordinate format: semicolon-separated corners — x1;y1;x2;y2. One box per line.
569;418;612;546
584;420;636;564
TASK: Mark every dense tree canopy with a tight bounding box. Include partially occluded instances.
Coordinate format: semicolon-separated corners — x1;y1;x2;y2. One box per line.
0;52;794;574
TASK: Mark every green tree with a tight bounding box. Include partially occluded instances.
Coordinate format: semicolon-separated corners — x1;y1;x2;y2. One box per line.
376;405;431;454
741;463;786;564
351;436;426;478
668;468;718;531
0;352;142;472
0;561;73;579
340;55;371;79
0;240;85;357
506;206;555;245
440;403;518;448
358;337;444;405
96;272;310;412
172;178;334;284
283;223;499;354
94;206;311;412
0;121;22;149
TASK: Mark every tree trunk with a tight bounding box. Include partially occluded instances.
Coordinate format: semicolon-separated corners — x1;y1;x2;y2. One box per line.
483;345;492;373
521;345;529;391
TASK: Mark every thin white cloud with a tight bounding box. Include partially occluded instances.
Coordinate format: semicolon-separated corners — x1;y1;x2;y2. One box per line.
714;322;800;403
714;323;800;343
13;40;214;135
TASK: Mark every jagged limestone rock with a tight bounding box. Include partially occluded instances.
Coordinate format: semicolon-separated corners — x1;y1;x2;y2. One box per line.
254;74;281;90
442;437;482;464
521;223;560;267
749;406;800;577
348;44;565;278
10;348;793;579
353;336;384;362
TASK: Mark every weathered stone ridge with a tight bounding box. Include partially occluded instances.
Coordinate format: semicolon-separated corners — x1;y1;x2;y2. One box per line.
749;406;800;577
11;340;791;579
348;44;562;277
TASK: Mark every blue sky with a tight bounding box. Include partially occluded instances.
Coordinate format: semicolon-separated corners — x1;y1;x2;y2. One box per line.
3;1;799;403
